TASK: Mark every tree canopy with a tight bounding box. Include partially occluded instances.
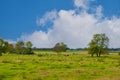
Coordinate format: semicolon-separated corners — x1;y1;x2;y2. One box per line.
53;42;67;53
15;41;33;54
88;33;109;57
0;38;34;55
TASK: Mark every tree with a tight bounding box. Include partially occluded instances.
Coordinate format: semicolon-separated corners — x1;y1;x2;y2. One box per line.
53;42;67;53
0;38;4;56
15;41;24;54
26;41;32;48
25;41;34;54
7;44;14;53
88;33;109;57
14;41;34;54
0;38;34;55
3;41;9;53
0;39;10;55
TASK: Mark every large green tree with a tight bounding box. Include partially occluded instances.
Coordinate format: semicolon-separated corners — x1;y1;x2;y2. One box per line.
53;42;67;53
0;39;10;55
0;39;4;56
88;33;109;57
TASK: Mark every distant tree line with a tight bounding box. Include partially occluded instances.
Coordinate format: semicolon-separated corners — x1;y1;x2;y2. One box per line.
1;33;119;57
33;42;68;53
0;38;33;56
33;48;52;51
109;48;120;51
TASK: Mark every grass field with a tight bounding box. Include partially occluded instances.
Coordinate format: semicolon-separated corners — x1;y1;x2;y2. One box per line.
0;51;120;80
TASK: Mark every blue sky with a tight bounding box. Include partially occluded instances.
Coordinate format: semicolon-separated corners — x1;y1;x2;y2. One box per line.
0;0;120;48
0;0;73;40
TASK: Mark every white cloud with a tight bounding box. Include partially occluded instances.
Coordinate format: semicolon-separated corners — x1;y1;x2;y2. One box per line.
74;0;89;9
20;0;120;48
96;5;103;18
74;0;95;10
20;31;52;48
96;17;120;48
37;10;58;26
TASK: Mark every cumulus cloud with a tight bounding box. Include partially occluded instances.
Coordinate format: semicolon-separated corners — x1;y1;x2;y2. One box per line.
20;0;120;48
95;5;103;18
20;31;52;48
74;0;95;10
37;10;58;26
74;0;89;9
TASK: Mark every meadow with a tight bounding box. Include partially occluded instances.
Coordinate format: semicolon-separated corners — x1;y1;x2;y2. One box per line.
0;51;120;80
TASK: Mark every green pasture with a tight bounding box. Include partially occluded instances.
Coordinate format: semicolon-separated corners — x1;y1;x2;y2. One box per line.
0;51;120;80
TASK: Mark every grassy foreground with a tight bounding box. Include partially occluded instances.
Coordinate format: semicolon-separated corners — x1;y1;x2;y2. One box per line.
0;51;120;80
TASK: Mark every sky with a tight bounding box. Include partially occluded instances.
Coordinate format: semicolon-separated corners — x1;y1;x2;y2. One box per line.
0;0;120;48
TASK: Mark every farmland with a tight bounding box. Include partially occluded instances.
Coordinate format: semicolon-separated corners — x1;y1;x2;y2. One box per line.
0;51;120;80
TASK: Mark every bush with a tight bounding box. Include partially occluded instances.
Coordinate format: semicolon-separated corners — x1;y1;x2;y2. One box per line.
15;47;34;55
22;48;34;55
118;52;120;55
53;42;67;53
37;54;43;57
0;53;2;56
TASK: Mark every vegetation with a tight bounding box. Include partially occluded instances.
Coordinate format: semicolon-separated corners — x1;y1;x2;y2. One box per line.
0;39;10;56
15;41;34;54
53;42;67;53
0;33;120;79
0;51;120;80
88;34;109;57
118;52;120;55
0;38;34;55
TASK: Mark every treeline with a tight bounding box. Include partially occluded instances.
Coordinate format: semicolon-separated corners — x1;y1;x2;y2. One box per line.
0;33;120;57
33;48;120;52
0;38;33;56
34;42;68;53
33;48;87;51
33;48;52;51
109;48;120;51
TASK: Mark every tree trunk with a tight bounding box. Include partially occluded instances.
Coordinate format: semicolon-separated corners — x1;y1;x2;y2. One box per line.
0;52;2;56
98;53;101;57
96;53;98;57
91;53;94;57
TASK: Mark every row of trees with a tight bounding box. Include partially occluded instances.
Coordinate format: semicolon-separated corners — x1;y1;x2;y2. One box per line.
0;33;110;57
53;33;110;57
15;41;33;54
0;39;33;56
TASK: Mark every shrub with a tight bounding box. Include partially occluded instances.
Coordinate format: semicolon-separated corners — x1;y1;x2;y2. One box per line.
0;53;2;56
37;54;43;57
53;42;67;53
118;52;120;55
